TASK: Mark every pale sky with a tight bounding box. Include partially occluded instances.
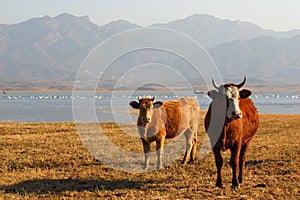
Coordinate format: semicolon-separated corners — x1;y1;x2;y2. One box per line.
1;0;300;31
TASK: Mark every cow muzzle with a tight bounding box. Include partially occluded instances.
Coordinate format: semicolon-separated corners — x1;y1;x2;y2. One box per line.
229;111;242;120
142;117;151;124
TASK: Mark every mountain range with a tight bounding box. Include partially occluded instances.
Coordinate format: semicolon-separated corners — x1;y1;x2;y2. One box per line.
0;13;299;90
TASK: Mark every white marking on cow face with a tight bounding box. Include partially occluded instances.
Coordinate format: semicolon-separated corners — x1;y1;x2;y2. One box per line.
226;86;242;120
139;101;154;124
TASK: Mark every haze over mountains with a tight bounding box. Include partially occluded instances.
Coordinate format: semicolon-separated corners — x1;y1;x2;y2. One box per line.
0;13;299;90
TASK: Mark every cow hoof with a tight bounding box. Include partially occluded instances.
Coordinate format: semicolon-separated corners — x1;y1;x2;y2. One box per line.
188;159;195;164
156;165;163;171
238;177;243;183
215;183;223;188
231;184;239;190
181;160;188;165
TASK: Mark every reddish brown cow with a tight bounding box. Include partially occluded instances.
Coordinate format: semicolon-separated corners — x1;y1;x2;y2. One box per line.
130;97;200;170
204;77;259;189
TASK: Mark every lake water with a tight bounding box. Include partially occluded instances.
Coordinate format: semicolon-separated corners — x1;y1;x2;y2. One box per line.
0;91;299;122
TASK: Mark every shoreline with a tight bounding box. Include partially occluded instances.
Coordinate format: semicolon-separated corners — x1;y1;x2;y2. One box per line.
2;84;300;94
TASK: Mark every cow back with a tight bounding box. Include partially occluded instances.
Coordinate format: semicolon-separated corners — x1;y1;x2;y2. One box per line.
151;97;200;139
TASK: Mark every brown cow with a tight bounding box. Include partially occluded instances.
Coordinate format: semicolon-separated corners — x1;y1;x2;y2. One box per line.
204;77;259;189
130;97;200;170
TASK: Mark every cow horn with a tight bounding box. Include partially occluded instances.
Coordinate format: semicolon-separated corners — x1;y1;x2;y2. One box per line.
212;78;219;89
236;77;246;89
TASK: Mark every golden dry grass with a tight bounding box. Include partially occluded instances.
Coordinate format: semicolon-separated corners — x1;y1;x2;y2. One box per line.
0;114;299;199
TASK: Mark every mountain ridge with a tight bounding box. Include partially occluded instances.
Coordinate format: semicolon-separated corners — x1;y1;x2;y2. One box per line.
0;13;299;90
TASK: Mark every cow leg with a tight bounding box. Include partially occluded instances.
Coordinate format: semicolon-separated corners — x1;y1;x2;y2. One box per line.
156;137;165;170
189;123;198;163
230;142;241;189
238;144;249;184
142;139;150;171
182;129;194;164
213;147;223;188
189;137;198;164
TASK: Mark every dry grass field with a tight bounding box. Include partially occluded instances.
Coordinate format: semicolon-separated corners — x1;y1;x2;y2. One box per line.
0;113;299;199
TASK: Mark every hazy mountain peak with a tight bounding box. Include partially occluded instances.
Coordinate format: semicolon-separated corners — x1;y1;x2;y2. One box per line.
53;13;93;26
186;13;219;21
150;14;271;48
98;19;141;38
54;13;77;20
18;14;56;26
42;15;51;19
0;13;300;89
101;19;140;29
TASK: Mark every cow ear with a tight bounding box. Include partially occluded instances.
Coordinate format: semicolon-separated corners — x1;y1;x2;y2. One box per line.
153;101;163;108
129;101;140;109
239;89;252;99
207;90;219;99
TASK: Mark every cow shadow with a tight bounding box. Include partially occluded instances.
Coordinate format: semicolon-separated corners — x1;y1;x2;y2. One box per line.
0;178;151;194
